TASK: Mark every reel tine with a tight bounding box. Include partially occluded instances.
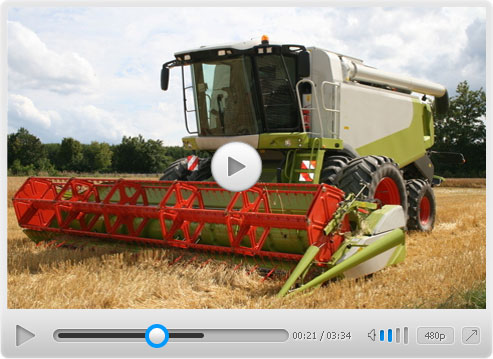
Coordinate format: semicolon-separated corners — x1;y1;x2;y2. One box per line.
247;265;259;276
201;258;212;267
261;267;276;282
46;240;56;248
233;263;242;271
169;255;184;266
187;255;198;264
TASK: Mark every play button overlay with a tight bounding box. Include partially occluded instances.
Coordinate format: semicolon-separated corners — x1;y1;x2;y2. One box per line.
211;142;262;192
228;156;246;176
16;325;35;347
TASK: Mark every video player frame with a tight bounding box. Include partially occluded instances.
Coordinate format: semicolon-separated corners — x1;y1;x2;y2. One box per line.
1;1;490;358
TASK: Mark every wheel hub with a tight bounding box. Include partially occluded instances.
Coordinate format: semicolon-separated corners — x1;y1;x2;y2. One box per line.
375;177;401;205
419;196;431;225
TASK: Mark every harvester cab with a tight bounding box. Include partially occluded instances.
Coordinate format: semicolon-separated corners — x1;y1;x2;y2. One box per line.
13;36;449;297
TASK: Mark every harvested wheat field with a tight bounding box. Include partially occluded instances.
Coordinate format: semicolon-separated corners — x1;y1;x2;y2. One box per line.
7;176;486;309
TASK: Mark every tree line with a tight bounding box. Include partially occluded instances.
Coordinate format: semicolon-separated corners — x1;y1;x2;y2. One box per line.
7;81;485;177
7;132;204;176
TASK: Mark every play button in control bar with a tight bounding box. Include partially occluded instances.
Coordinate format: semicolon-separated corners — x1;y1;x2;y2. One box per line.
16;325;35;347
211;142;262;192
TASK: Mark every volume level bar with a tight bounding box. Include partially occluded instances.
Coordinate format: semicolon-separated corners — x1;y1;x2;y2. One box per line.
54;329;289;343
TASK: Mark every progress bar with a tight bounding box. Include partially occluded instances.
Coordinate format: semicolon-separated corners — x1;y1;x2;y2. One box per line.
57;332;203;339
54;329;289;342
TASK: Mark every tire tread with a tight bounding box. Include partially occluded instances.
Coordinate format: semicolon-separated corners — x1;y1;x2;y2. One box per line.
406;179;436;231
336;155;408;217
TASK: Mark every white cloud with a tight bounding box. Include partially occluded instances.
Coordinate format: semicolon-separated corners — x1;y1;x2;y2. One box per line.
7;94;128;144
62;105;126;142
8;21;98;94
8;94;56;129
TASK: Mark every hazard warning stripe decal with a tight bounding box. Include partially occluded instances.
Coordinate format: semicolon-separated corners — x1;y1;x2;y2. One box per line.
299;173;314;182
187;155;199;171
301;160;317;170
299;160;317;182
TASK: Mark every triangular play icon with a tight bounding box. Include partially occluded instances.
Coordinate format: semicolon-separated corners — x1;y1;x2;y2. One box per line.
16;325;35;346
228;157;246;176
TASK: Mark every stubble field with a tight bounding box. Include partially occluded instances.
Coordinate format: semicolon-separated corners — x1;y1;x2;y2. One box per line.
7;176;486;309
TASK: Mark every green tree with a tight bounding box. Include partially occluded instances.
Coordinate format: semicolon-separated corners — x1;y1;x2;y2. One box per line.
58;137;84;172
44;143;61;169
7;128;46;169
113;135;170;173
92;142;113;172
143;139;170;173
82;142;113;172
433;81;486;177
164;146;188;161
8;159;36;176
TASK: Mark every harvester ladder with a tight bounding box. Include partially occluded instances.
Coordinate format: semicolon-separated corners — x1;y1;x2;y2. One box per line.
284;144;325;184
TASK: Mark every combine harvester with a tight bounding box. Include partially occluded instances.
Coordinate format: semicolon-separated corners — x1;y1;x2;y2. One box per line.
13;36;449;297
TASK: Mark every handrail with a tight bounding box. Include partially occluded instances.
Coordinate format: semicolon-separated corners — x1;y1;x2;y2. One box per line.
295;81;307;133
309;137;321;171
321;81;341;139
321;81;340;111
181;66;198;134
295;79;323;137
282;150;292;182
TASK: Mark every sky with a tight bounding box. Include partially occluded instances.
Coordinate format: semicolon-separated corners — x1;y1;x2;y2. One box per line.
6;6;487;145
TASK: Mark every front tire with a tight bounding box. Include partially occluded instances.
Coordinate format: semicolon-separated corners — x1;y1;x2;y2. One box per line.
336;155;408;216
159;158;188;180
320;155;352;186
406;179;436;231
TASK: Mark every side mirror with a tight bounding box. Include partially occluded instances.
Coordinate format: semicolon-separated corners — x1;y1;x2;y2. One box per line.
161;66;170;91
297;51;310;78
434;90;449;116
429;151;466;165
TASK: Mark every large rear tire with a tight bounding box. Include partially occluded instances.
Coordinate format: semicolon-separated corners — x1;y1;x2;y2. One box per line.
160;157;211;181
320;155;352;186
406;179;436;231
336;155;408;216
